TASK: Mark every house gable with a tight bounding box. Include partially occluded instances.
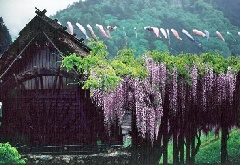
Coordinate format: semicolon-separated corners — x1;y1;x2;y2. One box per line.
0;8;90;84
0;9;122;146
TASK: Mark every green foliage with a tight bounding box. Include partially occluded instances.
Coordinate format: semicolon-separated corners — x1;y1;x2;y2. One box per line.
195;129;240;164
111;47;147;78
147;50;240;78
62;40;120;91
123;138;132;148
53;0;240;57
0;17;12;56
62;38;240;92
96;140;102;145
61;40;147;92
195;136;221;164
159;129;240;164
0;142;26;164
208;0;240;27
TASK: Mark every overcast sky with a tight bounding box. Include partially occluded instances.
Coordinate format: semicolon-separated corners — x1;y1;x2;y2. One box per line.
0;0;80;40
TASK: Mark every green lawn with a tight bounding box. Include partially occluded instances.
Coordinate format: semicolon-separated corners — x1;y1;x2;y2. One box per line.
159;128;240;164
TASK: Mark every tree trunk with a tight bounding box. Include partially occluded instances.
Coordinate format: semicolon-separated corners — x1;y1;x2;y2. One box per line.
221;126;228;164
190;129;195;164
162;114;169;165
186;128;191;164
185;86;191;164
179;111;184;164
173;120;179;164
130;102;162;165
130;106;140;164
235;74;240;127
173;130;179;164
162;90;170;165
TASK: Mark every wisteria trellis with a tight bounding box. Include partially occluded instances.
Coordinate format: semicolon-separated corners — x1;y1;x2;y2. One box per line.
91;55;238;143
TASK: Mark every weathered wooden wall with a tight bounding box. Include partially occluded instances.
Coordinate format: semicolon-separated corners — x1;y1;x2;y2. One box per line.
2;88;111;146
0;42;122;146
13;43;73;90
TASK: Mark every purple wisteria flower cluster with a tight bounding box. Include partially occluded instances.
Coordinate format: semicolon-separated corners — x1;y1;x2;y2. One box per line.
91;56;238;143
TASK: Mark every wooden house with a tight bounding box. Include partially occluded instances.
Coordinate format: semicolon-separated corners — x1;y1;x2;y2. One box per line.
0;9;122;146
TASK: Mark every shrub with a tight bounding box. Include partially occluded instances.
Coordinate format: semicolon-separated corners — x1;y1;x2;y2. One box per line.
0;142;26;164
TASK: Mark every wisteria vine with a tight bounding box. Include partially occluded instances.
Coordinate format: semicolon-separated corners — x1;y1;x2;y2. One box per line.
89;52;239;143
62;43;239;144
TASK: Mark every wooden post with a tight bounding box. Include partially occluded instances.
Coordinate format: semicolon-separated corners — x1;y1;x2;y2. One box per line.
40;76;44;90
34;67;39;91
52;67;60;94
13;74;21;90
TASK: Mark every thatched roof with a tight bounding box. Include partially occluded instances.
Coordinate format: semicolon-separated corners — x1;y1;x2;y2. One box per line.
0;8;90;81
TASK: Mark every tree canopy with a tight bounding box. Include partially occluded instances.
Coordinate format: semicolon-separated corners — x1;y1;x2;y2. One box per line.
0;17;12;56
53;0;240;58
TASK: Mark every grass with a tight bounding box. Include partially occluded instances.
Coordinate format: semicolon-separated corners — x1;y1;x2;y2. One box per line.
159;128;240;164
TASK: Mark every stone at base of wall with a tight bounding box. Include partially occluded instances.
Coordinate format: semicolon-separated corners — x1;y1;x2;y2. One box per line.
22;151;131;165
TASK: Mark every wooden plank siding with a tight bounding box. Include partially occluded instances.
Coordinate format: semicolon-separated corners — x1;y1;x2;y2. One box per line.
14;44;64;90
0;42;122;146
1;88;112;146
0;11;123;147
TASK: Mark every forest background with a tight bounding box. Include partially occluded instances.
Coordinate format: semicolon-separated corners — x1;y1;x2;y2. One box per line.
1;0;240;57
52;0;240;58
